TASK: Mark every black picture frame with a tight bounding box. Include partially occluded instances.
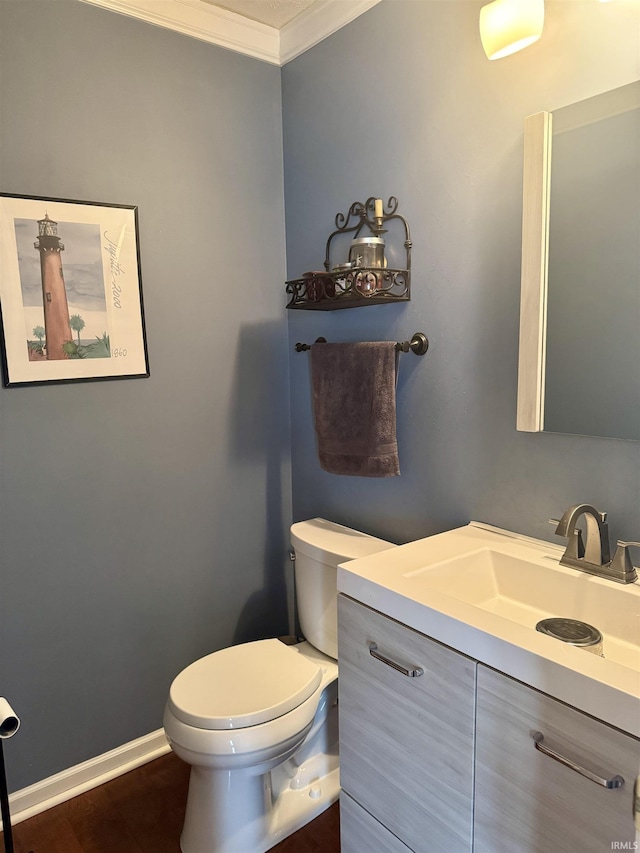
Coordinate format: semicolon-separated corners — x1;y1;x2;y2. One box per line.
0;192;149;386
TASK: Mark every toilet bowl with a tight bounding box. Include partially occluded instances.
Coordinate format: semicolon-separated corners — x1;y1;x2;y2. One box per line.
164;518;395;853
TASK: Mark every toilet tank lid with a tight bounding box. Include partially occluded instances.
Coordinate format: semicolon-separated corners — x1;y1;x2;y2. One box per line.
290;518;395;567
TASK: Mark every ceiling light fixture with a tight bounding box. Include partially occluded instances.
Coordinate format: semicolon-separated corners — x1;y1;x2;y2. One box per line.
480;0;544;60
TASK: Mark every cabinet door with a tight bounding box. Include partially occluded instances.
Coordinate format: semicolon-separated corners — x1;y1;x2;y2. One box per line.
338;595;475;853
475;664;640;853
340;792;412;853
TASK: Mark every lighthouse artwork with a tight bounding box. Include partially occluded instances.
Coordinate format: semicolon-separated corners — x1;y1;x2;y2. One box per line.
25;212;111;362
34;213;74;359
0;193;149;386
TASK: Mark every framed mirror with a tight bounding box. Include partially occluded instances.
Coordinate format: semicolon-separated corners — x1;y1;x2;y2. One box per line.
517;81;640;439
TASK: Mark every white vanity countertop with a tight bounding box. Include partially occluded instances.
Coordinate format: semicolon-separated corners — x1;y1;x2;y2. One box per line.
337;522;640;737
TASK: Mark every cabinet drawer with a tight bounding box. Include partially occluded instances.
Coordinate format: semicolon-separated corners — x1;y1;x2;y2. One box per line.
340;792;412;853
475;664;640;853
338;595;475;852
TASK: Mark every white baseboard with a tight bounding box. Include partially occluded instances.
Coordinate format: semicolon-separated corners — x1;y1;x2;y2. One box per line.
2;728;171;830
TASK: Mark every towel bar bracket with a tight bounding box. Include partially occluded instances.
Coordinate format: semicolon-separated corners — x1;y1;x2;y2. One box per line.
400;332;429;356
294;333;428;356
295;338;326;352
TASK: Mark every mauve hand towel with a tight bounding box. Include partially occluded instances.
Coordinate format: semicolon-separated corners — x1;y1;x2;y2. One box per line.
310;341;400;477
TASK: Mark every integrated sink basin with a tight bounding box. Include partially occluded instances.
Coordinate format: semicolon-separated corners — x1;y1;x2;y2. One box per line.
404;547;640;670
338;521;640;736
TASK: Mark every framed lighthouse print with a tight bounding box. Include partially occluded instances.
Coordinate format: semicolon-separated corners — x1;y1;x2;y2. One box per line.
0;193;149;386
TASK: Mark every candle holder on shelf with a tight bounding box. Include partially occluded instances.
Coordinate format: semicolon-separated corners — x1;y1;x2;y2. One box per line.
285;196;411;310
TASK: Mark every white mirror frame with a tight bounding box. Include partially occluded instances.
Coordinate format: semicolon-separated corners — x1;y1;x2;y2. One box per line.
516;111;552;432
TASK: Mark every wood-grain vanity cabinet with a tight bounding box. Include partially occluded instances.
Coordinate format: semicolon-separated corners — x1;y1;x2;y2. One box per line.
475;665;640;853
340;791;413;852
337;594;476;853
338;594;640;853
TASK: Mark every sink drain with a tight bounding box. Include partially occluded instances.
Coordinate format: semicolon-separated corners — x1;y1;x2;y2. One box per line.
535;618;604;656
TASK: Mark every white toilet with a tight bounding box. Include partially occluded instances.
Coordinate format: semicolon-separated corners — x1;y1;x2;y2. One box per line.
163;518;395;853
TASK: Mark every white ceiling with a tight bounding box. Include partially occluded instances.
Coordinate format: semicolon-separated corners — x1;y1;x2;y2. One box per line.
79;0;380;65
206;0;320;29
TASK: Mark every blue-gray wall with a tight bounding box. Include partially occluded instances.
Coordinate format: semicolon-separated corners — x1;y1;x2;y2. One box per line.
1;0;639;796
0;0;291;791
284;0;640;546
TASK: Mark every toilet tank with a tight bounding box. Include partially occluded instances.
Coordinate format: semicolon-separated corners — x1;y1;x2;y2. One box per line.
290;518;395;659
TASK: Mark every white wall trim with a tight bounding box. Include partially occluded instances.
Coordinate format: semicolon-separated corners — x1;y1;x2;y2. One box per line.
517;111;552;433
77;0;381;65
78;0;281;63
280;0;381;64
1;729;170;830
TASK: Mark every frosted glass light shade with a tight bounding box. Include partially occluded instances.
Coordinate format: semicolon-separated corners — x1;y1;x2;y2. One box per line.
480;0;544;60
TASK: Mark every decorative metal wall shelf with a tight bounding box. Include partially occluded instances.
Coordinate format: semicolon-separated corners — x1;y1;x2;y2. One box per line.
286;196;411;310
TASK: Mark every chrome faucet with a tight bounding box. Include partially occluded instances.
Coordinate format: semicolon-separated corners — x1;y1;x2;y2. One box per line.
552;504;638;584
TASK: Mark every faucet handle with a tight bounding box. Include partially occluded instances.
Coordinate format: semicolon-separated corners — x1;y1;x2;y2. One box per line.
549;517;569;536
549;518;585;559
610;541;640;583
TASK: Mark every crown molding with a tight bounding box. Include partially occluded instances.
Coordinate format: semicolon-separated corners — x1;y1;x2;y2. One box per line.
77;0;380;65
78;0;281;64
280;0;381;64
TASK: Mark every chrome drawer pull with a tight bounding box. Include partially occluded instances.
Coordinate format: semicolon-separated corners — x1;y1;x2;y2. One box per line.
532;731;625;789
368;643;424;678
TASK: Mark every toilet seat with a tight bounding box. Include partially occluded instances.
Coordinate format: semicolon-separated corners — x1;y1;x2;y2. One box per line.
168;639;322;731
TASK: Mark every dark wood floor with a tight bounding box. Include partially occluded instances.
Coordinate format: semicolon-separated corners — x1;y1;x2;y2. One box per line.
1;753;340;853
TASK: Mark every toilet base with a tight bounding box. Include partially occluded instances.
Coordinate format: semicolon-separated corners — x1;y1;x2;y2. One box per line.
264;748;340;851
178;680;339;853
180;739;339;853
